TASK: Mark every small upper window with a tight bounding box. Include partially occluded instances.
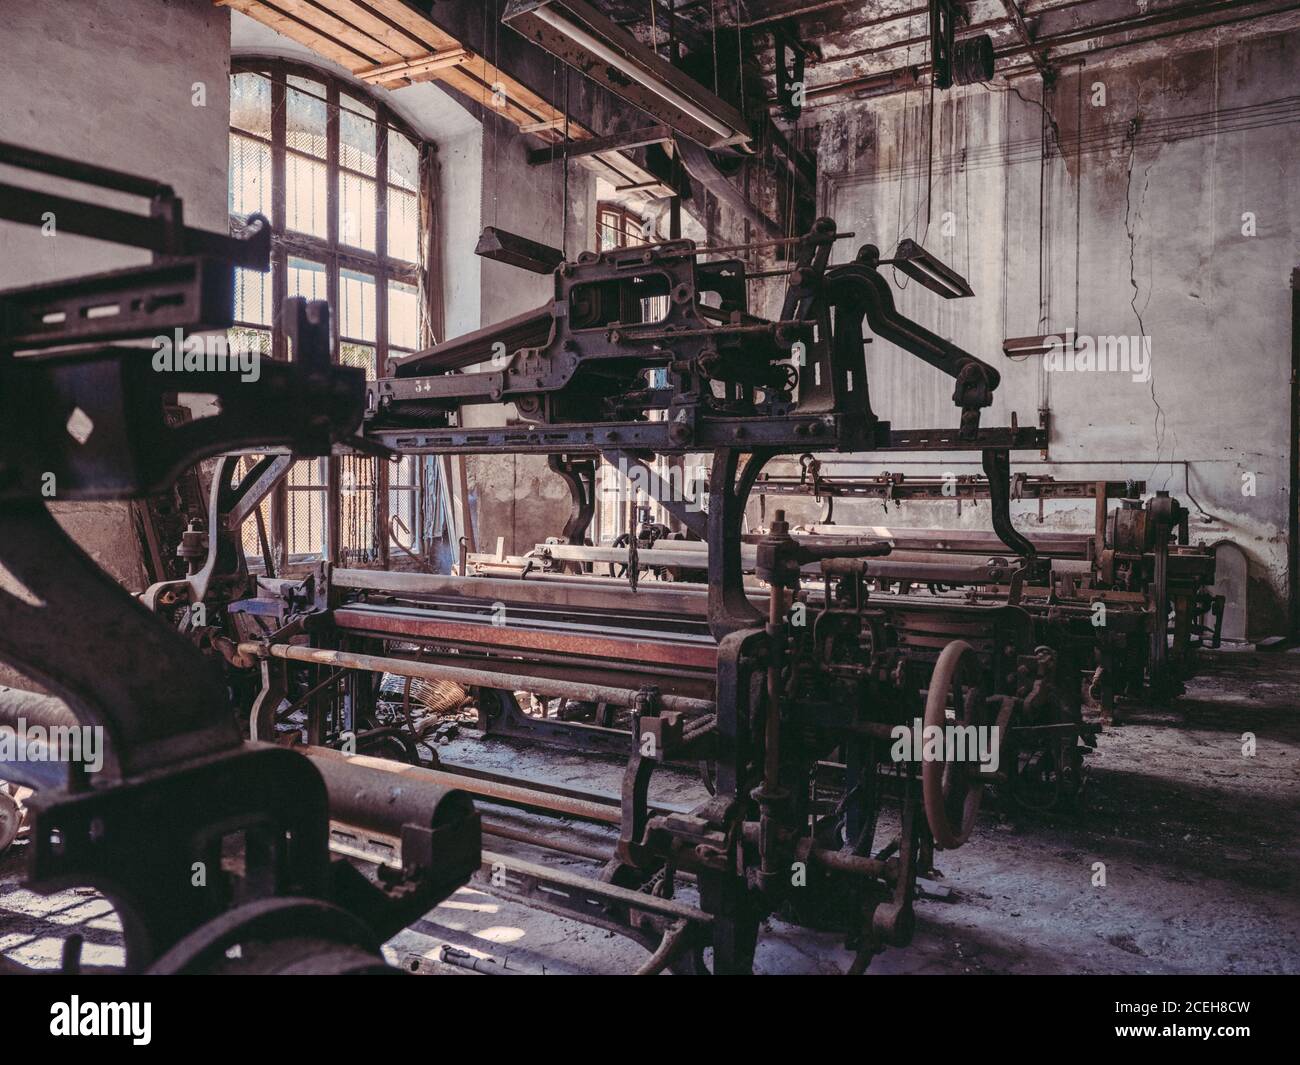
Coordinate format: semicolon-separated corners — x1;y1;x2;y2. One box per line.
597;202;649;251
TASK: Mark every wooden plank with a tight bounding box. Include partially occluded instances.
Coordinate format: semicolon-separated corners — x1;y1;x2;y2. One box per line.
359;0;461;52
218;0;376;72
219;0;599;147
313;0;433;58
363;9;593;143
527;124;670;165
582;152;641;186
436;65;557;132
456;53;589;139
358;49;470;85
614;178;675;197
519;117;568;134
270;0;406;64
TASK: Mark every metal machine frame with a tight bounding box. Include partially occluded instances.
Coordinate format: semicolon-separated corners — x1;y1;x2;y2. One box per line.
0;143;480;974
221;217;1061;972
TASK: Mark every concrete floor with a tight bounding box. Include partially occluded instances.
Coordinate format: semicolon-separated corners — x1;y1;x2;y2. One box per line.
3;649;1298;974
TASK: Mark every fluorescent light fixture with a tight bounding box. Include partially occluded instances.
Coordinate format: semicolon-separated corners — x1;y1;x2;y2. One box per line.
474;226;564;274
1002;333;1073;358
530;7;729;139
889;239;974;299
504;0;750;150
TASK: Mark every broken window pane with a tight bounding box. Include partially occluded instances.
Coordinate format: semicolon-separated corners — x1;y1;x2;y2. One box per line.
227;327;271;361
340;341;376;379
230;72;270;138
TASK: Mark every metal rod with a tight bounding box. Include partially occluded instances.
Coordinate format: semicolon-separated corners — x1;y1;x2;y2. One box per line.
629;320;805;341
0;140;175;198
430;759;689;818
481;818;611;861
239;641;714;715
0;687;81;731
689;231;855;256
304;746;626;825
280;668;346;720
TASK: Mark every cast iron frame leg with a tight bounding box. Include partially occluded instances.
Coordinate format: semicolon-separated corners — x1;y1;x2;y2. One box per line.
982;448;1036;563
707;447;774;641
0;502;239;780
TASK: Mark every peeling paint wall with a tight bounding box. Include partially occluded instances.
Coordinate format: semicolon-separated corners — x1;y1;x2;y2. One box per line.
464;118;597;556
797;27;1299;635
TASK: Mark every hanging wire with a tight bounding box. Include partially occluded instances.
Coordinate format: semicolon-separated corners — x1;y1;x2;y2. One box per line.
893;69;907;248
551;56;559;228
706;0;718;96
485;1;500;228
562;66;570;259
925;56;935;230
734;0;746;119
963;95;971;280
891;49;913;292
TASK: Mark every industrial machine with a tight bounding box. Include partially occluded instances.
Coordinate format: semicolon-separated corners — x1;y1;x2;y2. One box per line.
0;143;480;973
463;466;1219;811
4;140;1210;973
191;215;1071;972
497;467;1222;716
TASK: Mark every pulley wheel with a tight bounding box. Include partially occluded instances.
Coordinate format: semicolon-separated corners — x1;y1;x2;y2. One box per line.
0;789;21;854
921;640;987;849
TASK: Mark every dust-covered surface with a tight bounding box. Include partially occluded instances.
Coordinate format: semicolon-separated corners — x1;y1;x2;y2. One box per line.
3;650;1297;974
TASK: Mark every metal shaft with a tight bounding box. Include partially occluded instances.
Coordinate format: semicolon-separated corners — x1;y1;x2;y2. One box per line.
304;746;624;825
238;641;714;716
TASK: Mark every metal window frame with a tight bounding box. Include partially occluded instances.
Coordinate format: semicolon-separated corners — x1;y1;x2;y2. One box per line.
595;199;647;250
230;58;433;568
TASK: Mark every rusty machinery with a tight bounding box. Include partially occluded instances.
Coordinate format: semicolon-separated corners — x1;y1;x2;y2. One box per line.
487;488;1218;812
10;179;1210;971
444;454;1217;818
192;217;1071;973
0;142;1218;975
0;143;482;972
503;464;1220;710
785;492;1220;717
347;221;1211;876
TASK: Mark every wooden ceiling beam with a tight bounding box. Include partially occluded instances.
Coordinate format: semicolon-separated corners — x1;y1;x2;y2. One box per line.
218;1;691;195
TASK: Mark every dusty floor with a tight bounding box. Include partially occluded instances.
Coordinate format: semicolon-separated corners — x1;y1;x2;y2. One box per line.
2;649;1298;974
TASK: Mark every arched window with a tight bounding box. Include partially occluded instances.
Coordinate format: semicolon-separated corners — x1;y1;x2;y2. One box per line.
228;58;432;567
229;58;429;372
